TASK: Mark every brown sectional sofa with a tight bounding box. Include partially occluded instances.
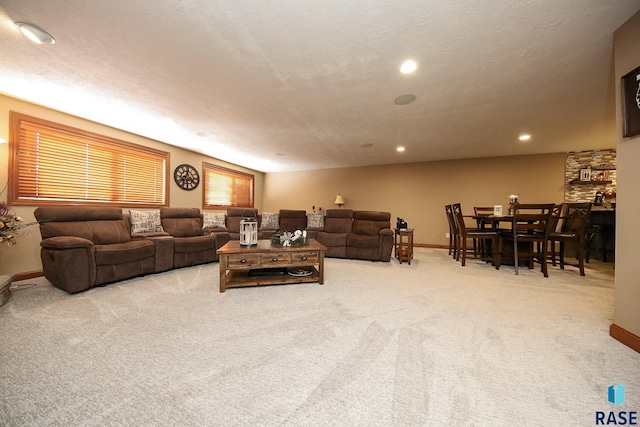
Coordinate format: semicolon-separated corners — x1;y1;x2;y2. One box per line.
308;209;394;261
33;206;393;294
34;206;230;294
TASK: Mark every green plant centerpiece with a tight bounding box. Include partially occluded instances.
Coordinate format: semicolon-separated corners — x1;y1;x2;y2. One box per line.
271;230;308;247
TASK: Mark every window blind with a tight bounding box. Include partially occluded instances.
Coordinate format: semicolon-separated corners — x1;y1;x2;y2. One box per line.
203;162;254;208
9;112;168;206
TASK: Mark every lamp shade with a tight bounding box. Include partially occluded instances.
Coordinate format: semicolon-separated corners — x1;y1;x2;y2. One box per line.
334;194;344;207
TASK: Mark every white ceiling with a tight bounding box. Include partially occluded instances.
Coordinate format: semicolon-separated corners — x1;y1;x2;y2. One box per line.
1;1;639;172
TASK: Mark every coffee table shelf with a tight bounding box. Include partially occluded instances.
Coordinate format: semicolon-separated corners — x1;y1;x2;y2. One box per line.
224;267;320;288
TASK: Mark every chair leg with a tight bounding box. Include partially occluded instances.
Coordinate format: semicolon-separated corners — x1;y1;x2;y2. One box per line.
493;237;501;270
460;237;467;266
550;240;557;266
513;238;519;275
577;240;586;276
559;242;565;270
541;245;549;278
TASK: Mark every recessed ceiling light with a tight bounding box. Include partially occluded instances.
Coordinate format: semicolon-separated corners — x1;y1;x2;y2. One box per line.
397;146;405;152
394;94;416;105
360;143;373;148
14;22;55;44
400;60;417;74
519;134;532;141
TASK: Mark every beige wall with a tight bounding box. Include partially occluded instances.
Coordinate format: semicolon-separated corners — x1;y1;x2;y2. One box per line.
614;13;640;338
264;153;566;246
0;94;264;276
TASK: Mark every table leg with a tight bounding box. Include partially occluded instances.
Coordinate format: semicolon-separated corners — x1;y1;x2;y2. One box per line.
318;251;324;284
219;255;227;292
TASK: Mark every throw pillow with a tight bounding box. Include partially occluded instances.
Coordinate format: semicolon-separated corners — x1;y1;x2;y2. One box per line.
307;213;324;228
260;212;279;229
202;212;227;229
129;210;164;234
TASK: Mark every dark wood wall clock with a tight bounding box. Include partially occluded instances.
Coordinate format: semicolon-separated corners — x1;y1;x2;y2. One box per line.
173;164;200;191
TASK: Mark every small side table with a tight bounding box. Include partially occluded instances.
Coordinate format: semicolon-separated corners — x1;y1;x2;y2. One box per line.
394;229;414;265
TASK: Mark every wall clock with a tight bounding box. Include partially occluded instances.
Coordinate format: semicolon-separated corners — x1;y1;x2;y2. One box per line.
173;164;200;191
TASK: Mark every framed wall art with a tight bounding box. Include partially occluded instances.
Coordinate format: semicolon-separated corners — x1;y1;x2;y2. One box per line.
622;65;640;137
580;168;592;181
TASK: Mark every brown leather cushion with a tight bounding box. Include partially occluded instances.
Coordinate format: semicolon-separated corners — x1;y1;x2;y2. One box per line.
39;220;132;244
94;239;155;265
161;217;204;237
351;211;391;235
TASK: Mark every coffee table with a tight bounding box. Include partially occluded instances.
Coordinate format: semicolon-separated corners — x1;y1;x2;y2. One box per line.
217;239;326;292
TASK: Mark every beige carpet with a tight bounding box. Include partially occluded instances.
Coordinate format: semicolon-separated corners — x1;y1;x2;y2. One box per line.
1;248;637;426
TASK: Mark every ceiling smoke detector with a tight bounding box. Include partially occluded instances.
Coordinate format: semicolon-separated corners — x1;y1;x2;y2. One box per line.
394;94;416;105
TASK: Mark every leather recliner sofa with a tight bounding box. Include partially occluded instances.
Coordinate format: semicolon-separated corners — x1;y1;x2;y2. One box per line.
34;206;230;294
309;209;394;261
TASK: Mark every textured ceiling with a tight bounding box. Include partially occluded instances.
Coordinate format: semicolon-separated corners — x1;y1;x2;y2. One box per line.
1;1;639;172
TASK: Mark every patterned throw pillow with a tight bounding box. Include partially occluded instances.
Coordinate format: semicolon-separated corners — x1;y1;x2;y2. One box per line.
307;213;324;228
202;212;227;229
260;212;279;229
129;210;164;234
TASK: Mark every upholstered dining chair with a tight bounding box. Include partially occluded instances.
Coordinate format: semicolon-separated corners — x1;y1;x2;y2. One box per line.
452;203;501;269
548;202;591;276
500;203;555;277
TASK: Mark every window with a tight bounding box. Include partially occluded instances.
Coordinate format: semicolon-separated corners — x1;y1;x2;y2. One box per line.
203;162;254;208
9;112;169;207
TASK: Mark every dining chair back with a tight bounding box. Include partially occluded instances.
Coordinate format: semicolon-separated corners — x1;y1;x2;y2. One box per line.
445;204;458;258
452;203;501;269
505;203;556;277
548;202;591;276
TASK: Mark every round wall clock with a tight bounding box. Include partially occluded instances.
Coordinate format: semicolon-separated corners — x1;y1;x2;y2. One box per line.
173;164;200;191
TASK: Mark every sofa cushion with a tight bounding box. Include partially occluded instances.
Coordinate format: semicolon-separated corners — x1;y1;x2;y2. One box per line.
279;209;307;231
173;235;217;253
162;218;204;237
129;210;164;234
260;212;279;229
40;220;132;245
226;208;259;233
347;233;380;248
323;209;354;234
316;231;347;247
160;208;204;237
351;211;391;236
35;207;132;244
94;239;155;265
202;212;227;229
307;213;324;229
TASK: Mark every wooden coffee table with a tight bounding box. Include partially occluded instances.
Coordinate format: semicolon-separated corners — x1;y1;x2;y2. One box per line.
217;239;326;292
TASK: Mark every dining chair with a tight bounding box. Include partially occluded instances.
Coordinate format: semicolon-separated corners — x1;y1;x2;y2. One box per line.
548;202;591;276
452;203;501;269
500;203;555;277
473;206;497;257
445;204;458;258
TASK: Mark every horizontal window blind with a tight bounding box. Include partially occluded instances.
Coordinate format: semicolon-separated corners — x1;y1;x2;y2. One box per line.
203;162;254;208
9;112;168;206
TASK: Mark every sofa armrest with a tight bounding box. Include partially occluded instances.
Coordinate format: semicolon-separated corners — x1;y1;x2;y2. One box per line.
379;229;394;237
210;230;231;249
40;236;94;249
39;237;97;293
